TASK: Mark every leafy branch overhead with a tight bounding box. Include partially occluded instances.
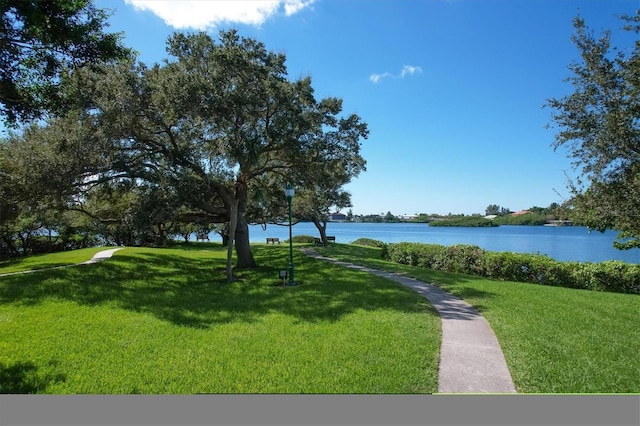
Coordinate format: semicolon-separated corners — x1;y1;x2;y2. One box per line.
547;11;640;248
0;0;129;124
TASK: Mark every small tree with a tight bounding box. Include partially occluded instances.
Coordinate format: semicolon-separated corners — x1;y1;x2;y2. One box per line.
485;204;501;216
293;117;367;243
546;12;640;249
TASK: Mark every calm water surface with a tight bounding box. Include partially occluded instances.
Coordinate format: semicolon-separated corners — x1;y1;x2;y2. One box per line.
246;222;639;264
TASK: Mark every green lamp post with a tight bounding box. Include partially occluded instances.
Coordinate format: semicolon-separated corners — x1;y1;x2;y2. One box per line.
284;183;296;285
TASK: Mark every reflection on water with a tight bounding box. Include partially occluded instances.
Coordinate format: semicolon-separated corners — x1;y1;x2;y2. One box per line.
243;222;638;264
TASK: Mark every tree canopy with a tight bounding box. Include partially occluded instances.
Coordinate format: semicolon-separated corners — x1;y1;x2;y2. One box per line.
2;30;368;281
0;0;128;123
547;11;640;249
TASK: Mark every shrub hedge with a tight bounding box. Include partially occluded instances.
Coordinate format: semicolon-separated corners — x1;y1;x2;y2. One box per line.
1;234;101;260
351;238;386;248
291;235;315;243
428;217;498;227
382;242;640;294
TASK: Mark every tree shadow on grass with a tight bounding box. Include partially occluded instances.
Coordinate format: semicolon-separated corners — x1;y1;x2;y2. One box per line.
0;361;66;394
447;286;493;302
0;246;439;329
166;241;225;251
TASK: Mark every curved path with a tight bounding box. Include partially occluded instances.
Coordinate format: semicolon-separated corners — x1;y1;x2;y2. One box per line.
0;248;124;277
300;247;517;394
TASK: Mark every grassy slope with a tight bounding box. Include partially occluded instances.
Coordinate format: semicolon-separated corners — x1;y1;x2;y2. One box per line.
318;244;640;393
0;247;113;274
0;244;440;394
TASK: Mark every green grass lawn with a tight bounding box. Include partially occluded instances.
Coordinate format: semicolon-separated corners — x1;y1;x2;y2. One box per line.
2;242;637;394
0;247;114;274
317;243;640;394
0;243;440;394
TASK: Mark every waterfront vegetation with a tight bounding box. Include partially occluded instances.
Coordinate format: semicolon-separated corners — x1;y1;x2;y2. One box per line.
428;216;498;227
382;242;640;294
352;203;567;226
1;242;638;394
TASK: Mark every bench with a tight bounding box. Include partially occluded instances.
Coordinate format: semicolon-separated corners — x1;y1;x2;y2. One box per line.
314;236;336;247
266;237;281;244
195;233;209;242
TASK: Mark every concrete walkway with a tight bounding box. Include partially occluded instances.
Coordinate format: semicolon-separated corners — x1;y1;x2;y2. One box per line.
0;248;124;277
300;247;517;394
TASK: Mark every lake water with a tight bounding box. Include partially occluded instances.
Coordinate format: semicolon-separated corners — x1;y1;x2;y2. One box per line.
244;222;639;264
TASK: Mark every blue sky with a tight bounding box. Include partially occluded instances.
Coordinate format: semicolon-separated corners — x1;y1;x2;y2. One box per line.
94;0;638;215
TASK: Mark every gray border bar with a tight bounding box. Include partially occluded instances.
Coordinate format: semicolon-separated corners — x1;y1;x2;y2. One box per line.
1;395;639;426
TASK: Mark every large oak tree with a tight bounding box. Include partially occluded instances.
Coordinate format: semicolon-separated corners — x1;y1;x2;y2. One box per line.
20;30;368;281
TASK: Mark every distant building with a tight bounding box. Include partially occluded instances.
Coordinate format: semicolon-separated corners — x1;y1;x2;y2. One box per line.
511;210;531;217
399;214;419;220
328;212;347;222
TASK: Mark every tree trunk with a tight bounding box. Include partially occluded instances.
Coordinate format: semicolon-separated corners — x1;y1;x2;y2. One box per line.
226;199;239;283
156;224;168;247
312;217;328;244
234;209;257;268
232;177;257;269
220;232;230;246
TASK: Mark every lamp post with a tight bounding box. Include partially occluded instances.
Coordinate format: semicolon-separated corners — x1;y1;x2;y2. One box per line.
284;183;296;285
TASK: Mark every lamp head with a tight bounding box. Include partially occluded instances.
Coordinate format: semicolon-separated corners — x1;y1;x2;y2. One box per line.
284;183;295;200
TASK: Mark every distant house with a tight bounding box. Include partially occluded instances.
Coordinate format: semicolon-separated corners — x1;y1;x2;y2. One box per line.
511;210;531;217
328;212;347;222
399;214;419;221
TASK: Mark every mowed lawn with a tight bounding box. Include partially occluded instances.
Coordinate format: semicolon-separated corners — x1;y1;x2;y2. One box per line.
0;244;440;394
317;244;640;394
0;247;114;274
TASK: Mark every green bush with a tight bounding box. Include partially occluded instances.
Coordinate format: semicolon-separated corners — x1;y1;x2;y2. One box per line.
494;213;547;226
291;235;315;243
383;242;639;294
385;243;445;268
440;244;486;274
570;261;640;294
480;251;573;287
15;234;101;257
351;238;386;248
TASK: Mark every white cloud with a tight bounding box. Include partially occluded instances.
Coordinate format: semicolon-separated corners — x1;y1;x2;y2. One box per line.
125;0;315;30
284;0;314;16
400;65;422;78
370;65;423;83
369;72;392;83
